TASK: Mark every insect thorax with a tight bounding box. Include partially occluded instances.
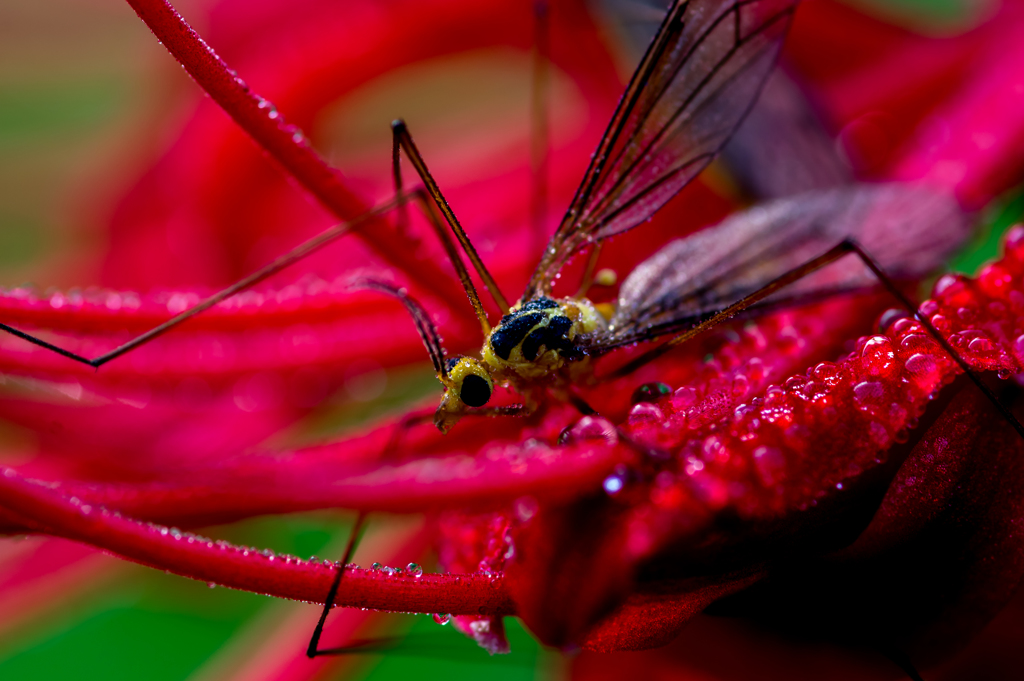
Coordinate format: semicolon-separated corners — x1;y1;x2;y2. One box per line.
481;296;605;381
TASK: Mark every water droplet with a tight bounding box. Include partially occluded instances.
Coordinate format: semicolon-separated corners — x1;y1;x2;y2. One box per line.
878;308;909;333
603;474;625;495
370;562;382;571
514;496;538;521
628;401;664;425
433;613;451;626
407;563;423;577
558;415;617;446
671;386;697;410
631;382;671;404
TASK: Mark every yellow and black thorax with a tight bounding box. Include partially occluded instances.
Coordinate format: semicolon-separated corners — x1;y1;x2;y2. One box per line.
481;296;605;380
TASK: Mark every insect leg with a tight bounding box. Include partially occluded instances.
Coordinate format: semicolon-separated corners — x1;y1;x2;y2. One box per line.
565;387;660;457
0;195;410;369
843;239;1024;440
575;243;604;299
391;121;411;238
391;120;511;316
465;404;533;418
399;187;493;335
530;0;551;260
603;240;864;379
604;239;1024;439
381;408;436;461
306;513;395;657
878;643;926;681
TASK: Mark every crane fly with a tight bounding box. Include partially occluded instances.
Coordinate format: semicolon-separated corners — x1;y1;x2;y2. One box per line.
0;0;1016;667
0;0;981;436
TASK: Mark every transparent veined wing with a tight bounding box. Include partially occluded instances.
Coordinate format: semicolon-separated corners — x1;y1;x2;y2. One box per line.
525;0;797;297
720;70;851;199
594;0;849;201
596;183;970;349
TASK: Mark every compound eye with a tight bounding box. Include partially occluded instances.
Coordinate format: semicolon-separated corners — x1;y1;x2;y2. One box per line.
460;374;491;407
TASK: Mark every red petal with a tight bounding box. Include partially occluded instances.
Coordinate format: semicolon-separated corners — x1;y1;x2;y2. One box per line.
581;570;763;653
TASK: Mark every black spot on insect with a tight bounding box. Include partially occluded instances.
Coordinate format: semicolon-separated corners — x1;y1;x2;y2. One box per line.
460;374;491;407
519;297;559;313
521;315;574;361
490;311;545;360
497;297;559;326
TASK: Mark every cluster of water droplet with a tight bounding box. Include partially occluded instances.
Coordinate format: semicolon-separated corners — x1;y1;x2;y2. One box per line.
366;562;424;578
556;228;1024;551
0;272;412;338
435;511;517;580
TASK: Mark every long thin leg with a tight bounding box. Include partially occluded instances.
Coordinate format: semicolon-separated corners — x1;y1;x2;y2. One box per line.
381;408;435;461
575;243;603;299
564;387;662;457
307;512;368;658
604;241;860;379
391;120;511;316
878;643;926;681
603;238;1024;439
0;195;408;369
846;239;1024;439
392;128;411;237
530;0;551;260
400;181;494;334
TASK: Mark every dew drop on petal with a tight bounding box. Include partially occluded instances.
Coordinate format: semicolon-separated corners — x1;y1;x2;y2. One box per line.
628;401;664;426
672;386;697;409
514;496;538;521
433;613;451;625
407;563;423;577
559;415;617;445
631;382;671;404
603;474;625;495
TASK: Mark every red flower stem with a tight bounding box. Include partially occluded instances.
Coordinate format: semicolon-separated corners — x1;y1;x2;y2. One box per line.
123;0;471;314
0;468;515;616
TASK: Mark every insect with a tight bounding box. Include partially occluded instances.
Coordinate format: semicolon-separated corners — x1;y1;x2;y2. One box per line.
2;0;1018;673
0;0;976;441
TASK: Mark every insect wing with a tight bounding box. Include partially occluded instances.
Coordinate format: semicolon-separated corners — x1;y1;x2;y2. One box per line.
720;70;851;199
526;0;797;297
596;0;848;200
601;183;970;347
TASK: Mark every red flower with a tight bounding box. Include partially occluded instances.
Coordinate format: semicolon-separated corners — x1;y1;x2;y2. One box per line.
3;0;1024;677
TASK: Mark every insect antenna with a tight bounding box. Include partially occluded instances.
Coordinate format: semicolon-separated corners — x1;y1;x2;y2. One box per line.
0;195;409;369
391;120;511;317
602;238;1024;440
346;278;448;379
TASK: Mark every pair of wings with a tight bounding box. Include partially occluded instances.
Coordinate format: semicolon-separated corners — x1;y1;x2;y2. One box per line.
524;0;798;297
600;183;969;349
526;0;969;351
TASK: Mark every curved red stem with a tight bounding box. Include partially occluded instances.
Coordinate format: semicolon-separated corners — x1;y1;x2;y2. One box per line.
0;468;515;616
